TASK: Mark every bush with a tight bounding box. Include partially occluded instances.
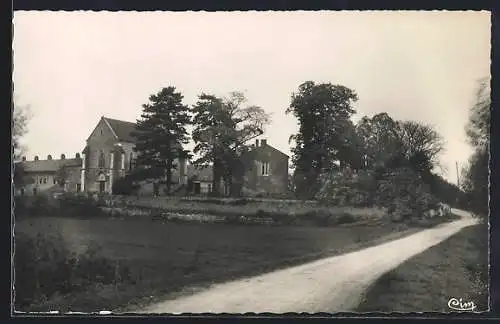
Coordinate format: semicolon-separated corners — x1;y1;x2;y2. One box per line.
14;195;58;218
14;232;133;310
316;169;375;207
375;168;440;222
112;176;139;196
57;194;106;218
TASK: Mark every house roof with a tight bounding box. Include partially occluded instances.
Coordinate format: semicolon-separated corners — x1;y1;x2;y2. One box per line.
16;158;82;173
249;142;289;158
103;117;138;143
99;117;185;152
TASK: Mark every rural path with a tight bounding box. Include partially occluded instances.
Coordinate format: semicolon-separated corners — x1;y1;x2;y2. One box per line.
138;209;477;314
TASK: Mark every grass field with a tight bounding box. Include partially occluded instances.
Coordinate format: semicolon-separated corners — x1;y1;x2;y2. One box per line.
356;223;489;313
15;215;419;313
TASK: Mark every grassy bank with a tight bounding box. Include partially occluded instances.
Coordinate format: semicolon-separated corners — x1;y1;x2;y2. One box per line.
15;215;419;313
356;223;488;312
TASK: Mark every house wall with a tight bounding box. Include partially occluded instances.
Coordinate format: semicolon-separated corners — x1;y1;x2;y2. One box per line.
83;119;187;194
84;118;118;193
18;172;57;195
64;166;83;192
243;145;289;195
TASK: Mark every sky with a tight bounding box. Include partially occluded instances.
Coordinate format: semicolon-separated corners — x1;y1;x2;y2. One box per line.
13;10;491;184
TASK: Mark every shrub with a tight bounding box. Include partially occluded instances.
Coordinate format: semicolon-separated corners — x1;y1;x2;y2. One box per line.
316;169;374;207
14;232;134;310
57;194;105;218
375;168;440;223
112;176;140;196
336;212;357;225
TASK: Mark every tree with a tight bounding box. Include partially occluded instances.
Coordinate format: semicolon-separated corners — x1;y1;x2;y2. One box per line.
54;166;69;188
462;77;490;217
131;87;191;196
397;120;445;173
191;94;229;196
355;113;404;170
286;81;358;199
12;104;31;162
13;103;32;189
466;77;490;150
191;91;270;197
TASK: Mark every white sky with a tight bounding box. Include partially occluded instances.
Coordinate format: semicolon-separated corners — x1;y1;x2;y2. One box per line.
13;10;491;184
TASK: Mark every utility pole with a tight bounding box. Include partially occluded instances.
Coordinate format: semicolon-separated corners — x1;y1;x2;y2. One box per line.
456;161;460;189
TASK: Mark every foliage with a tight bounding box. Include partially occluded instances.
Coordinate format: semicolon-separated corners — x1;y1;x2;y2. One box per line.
191;91;271;197
316;169;375;207
54;166;69;186
14;232;133;310
286;81;359;199
397;120;445;172
375;168;439;222
462;148;489;216
462;77;490;219
14;163;35;188
355;113;404;169
131;86;191;195
466;77;490;150
56;194;105;217
112;175;140;196
191;94;227;195
12;104;32;161
14;194;107;219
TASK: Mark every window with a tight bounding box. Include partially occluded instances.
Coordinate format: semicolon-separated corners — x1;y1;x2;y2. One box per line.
98;150;105;168
53;178;57;185
208;183;212;193
43;177;47;184
261;162;270;176
76;183;81;192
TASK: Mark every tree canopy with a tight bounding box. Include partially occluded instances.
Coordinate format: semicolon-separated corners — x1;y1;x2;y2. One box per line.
131;86;191;195
191;91;270;196
286;81;359;199
462;77;490;216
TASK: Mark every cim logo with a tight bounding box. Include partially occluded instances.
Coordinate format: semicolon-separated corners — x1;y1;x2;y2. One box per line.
448;298;477;311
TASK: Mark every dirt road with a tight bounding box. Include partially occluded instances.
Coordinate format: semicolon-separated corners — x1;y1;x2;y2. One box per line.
138;209;477;314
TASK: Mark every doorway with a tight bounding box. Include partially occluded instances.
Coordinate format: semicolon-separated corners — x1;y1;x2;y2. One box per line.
194;182;201;195
99;181;106;193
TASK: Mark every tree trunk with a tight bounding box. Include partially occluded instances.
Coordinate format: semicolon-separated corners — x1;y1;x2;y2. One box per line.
212;159;221;197
166;158;173;196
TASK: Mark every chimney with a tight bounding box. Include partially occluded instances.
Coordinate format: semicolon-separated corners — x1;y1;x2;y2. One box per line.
255;139;259;147
22;156;26;161
61;154;66;160
76;153;81;159
47;155;52;160
34;155;39;161
261;139;267;146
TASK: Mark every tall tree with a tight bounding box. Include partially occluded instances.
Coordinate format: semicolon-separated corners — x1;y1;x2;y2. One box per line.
191;91;271;197
355;112;404;169
286;81;358;199
131;86;191;195
462;77;490;216
13;103;32;189
191;94;228;195
397;120;445;173
12;104;31;161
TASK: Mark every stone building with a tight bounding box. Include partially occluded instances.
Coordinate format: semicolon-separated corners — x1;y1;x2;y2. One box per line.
184;139;290;197
14;153;82;196
81;116;187;194
15;116;290;197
